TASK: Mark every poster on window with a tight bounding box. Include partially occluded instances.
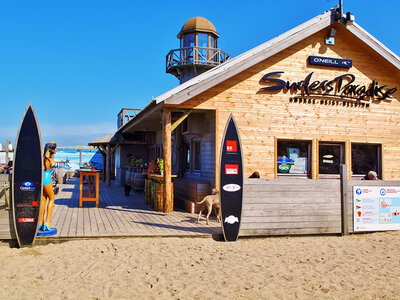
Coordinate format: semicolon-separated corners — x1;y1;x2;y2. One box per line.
353;186;400;232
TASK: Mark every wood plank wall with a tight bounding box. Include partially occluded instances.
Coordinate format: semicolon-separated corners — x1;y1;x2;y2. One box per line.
240;178;341;236
175;23;400;181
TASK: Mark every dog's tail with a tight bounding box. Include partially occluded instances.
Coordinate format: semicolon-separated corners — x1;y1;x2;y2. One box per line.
196;197;207;205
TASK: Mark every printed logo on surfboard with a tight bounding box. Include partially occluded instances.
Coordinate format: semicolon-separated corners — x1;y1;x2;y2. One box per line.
225;164;239;175
20;181;36;192
224;215;239;224
223;184;241;192
18;218;35;223
226;140;237;153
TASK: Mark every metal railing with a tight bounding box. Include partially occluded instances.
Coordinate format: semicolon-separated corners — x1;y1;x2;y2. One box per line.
166;47;230;71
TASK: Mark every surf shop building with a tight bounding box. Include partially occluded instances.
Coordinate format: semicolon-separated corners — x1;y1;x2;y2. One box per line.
113;6;400;236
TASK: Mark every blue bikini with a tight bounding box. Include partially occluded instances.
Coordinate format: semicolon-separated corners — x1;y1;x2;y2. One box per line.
43;169;52;186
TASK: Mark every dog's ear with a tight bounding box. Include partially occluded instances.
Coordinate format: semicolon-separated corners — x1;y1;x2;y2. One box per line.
212;188;219;195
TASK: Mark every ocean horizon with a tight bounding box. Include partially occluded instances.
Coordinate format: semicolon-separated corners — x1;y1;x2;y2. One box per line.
54;148;103;171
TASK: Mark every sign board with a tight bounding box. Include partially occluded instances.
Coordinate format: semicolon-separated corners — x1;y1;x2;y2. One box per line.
353;186;400;232
308;56;352;68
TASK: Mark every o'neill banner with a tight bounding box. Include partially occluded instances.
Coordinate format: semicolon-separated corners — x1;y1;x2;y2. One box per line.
308;56;352;68
353;186;400;232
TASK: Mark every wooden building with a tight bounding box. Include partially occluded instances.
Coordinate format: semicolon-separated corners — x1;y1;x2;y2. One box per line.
106;7;400;235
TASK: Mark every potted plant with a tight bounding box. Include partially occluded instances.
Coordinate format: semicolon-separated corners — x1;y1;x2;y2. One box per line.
157;158;164;175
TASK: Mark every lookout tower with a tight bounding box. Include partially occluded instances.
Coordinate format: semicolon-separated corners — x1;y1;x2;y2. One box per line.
166;16;230;84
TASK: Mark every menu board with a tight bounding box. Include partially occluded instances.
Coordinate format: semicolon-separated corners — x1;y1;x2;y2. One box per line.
353;186;400;232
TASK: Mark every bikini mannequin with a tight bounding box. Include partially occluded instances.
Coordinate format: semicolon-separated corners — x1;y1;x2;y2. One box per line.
39;142;57;231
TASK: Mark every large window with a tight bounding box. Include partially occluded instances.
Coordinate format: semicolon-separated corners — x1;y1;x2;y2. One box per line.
277;140;310;175
319;143;344;175
352;143;381;177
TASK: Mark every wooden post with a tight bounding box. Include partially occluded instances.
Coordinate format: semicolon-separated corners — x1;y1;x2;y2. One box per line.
102;154;106;182
106;144;111;186
345;140;351;180
312;138;318;179
340;164;349;235
163;108;172;213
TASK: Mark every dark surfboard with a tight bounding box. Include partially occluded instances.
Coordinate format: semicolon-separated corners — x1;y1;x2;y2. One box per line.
12;104;43;247
219;114;243;242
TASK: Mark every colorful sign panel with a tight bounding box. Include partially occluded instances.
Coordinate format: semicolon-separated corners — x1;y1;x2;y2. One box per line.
353;186;400;232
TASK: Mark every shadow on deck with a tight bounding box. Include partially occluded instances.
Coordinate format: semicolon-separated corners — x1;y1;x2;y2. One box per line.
38;178;221;240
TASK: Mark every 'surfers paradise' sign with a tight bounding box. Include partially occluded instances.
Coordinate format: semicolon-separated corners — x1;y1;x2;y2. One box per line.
260;71;397;101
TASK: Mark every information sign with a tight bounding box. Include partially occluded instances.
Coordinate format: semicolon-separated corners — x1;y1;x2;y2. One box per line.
353;186;400;232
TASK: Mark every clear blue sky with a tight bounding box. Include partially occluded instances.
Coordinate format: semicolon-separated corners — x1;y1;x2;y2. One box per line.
0;0;399;146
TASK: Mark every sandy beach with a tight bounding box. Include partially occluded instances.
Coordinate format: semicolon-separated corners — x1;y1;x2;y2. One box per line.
0;232;399;299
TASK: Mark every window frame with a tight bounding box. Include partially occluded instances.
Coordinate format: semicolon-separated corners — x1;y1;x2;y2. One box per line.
351;143;382;178
276;139;312;178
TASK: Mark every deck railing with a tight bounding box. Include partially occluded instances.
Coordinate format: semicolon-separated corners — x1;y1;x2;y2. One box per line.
166;47;230;71
117;108;141;129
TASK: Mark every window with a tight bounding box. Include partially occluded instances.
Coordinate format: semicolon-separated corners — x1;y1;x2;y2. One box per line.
184;33;195;47
319;143;344;175
352;143;381;177
184;143;190;170
277;140;310;175
197;33;208;63
193;140;201;171
211;36;216;48
183;33;195;64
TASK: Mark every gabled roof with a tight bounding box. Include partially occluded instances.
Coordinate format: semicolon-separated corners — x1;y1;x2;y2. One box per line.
154;7;400;106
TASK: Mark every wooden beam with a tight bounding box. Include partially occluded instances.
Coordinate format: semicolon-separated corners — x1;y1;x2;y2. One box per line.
97;146;106;156
102;152;106;182
163;108;172;213
215;109;219;190
171;110;192;132
345;140;351;180
340;164;349;236
312;138;318;179
106;144;111;186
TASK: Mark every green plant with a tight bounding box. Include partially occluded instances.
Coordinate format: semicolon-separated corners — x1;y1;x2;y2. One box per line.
157;158;164;174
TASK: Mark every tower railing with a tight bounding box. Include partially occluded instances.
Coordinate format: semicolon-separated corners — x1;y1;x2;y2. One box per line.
166;47;231;72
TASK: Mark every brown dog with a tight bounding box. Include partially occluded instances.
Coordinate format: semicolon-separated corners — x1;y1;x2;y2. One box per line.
196;188;221;225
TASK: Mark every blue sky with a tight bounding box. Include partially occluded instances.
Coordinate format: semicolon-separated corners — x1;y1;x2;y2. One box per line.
0;0;399;146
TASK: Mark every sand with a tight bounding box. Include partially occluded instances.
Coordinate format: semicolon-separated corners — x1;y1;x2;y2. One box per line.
0;232;399;299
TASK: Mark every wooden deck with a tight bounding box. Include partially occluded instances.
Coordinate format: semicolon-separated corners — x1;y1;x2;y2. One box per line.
38;178;221;240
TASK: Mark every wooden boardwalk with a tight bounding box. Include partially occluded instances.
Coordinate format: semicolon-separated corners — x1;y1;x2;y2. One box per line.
38;178;221;240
